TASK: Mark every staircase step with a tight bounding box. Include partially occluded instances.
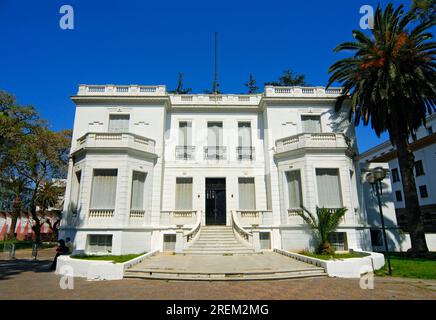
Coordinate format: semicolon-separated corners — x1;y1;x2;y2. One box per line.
125;268;327;281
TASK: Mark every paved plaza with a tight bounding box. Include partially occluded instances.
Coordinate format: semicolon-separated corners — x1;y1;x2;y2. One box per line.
0;248;435;300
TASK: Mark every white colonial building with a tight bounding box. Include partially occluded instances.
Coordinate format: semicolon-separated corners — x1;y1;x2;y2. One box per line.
60;84;373;255
359;113;436;252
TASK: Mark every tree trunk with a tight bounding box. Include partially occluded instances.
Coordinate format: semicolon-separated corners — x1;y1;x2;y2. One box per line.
7;197;21;240
394;134;428;256
30;205;41;244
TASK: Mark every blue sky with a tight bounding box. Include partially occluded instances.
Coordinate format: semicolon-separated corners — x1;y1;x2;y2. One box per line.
0;0;412;152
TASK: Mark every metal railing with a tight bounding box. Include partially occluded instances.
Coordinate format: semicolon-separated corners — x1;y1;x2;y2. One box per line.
236;146;255;160
204;146;227;160
175;146;195;160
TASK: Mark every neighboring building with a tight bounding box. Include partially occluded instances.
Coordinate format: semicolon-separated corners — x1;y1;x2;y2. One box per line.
59;84;373;255
0;179;66;241
359;114;436;251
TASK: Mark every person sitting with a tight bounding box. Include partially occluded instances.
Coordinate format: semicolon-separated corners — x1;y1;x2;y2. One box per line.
50;239;69;271
65;237;74;254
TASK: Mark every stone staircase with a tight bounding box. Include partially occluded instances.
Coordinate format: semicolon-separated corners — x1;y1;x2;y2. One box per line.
183;226;255;255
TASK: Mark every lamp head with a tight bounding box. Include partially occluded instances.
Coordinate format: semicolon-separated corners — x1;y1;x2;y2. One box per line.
366;172;376;184
373;167;387;181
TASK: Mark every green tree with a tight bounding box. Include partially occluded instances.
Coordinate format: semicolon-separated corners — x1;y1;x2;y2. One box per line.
297;207;347;255
327;4;435;256
169;73;192;94
245;73;259;93
412;0;436;21
35;181;64;241
265;69;307;86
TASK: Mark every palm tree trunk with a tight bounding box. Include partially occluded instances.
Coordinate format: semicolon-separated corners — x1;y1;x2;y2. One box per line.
395;134;428;256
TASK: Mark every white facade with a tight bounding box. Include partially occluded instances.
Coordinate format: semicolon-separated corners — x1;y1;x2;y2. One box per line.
60;84;372;255
359;114;436;251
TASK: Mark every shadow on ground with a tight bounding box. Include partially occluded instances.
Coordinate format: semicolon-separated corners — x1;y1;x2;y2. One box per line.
0;258;53;280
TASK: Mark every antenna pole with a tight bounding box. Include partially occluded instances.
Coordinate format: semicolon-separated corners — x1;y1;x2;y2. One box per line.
213;32;218;94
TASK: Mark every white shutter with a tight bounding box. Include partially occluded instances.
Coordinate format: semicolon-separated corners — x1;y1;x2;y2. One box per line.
316;169;342;208
109;115;130;133
90;169;118;209
301;115;321;133
131;171;146;210
175;178;193;210
286;171;302;208
238;177;256;210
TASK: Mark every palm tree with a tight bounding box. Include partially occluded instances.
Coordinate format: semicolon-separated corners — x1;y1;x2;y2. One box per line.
297;207;347;255
327;3;435;256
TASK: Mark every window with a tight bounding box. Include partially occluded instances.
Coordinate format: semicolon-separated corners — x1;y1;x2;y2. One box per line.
179;121;192;146
130;171;146;210
395;190;403;202
70;170;81;214
87;234;112;254
206;122;224;159
108;114;130;133
207;122;223;146
316;169;342;208
301;115;321;133
328;232;348;251
391;168;400;183
286;170;303;209
90;169;118;209
163;234;176;252
415;160;425;176
237;122;253;160
175;178;193;210
419;185;429;198
260;232;271;250
370;229;383;247
238;177;256;210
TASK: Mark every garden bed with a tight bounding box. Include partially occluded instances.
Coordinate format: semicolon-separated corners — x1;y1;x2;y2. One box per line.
71;253;145;264
0;240;57;251
298;251;371;260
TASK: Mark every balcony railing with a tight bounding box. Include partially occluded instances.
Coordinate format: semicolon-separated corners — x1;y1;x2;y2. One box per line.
236;147;255;161
160;210;198;226
77;84;167;96
176;146;196;160
275;133;351;155
235;210;273;226
75;132;156;155
264;86;343;97
204;146;227;160
88;209;114;219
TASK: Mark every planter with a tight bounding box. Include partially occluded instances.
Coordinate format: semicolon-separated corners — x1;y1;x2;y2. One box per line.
274;248;385;278
55;250;159;280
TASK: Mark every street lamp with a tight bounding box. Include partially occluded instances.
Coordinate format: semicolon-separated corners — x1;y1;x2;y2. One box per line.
366;167;392;275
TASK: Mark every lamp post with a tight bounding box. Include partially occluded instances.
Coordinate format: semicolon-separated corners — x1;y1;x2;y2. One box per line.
366;167;392;275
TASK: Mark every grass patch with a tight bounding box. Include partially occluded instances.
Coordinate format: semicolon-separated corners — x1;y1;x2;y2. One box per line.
298;251;370;260
375;253;436;280
71;253;145;263
0;240;56;251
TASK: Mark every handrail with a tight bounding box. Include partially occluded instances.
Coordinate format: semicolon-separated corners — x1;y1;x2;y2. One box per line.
184;210;202;243
231;210;253;244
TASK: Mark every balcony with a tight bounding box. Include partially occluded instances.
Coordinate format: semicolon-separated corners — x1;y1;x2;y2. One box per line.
275;133;351;155
176;146;196;160
74;132;156;156
264;86;343;98
237;147;255;161
204;146;227;160
160;210;198;226
77;84;167;96
234;210;273;227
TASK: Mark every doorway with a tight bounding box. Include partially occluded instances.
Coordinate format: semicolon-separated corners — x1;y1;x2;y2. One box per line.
205;178;226;225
